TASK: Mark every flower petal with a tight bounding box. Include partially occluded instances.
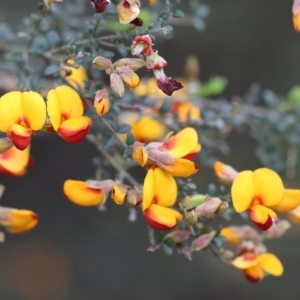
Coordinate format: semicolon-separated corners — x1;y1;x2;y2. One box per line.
231;170;255;213
142;169;155;211
253;168;284;207
58;116;91;143
232;254;260;269
259;253;283;276
288;205;300;223
0;91;22;132
7;124;32;150
244;265;264;282
271;189;300;212
131;145;148;167
22;91;46;130
0;146;30;176
144;204;182;231
249;205;277;230
163;158;198;177
63;180;105;206
153;168;177;207
61;60;87;89
219;227;243;245
163;127;198;158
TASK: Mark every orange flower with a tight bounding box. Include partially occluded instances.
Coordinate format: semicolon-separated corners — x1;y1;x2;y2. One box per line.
232;252;283;282
0;207;38;234
143;168;182;230
47;86;92;143
213;161;238;184
231;168;284;230
63;179;115;206
0;91;46;150
0;145;31;176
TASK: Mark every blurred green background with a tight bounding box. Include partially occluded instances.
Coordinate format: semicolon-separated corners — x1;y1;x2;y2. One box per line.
0;0;300;299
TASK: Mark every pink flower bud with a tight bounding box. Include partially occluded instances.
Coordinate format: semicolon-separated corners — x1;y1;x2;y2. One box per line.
110;73;125;97
190;231;216;252
153;69;183;96
195;197;222;219
90;0;111;13
113;58;146;71
163;230;190;244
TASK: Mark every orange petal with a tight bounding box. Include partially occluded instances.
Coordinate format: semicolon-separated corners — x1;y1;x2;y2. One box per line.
58;116;91;143
153;168;177;207
0;91;22;132
232;253;260;269
259;253;283;276
231;170;255;213
95;97;110;117
1;209;38;234
0;146;30;176
293;13;300;32
244;265;264;282
144;204;182;231
253;168;284;207
7;124;32;150
132;145;148;167
63;180;105;206
164;158;198;177
143;169;155;211
271;189;300;212
249;205;277;230
22;91;46;131
219;227;243;245
163;127;198;158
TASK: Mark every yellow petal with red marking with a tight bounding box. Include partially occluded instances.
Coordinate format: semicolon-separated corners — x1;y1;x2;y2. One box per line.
144;204;182;231
2;209;38;234
153;168;177;207
249;205;277;223
0;146;30;176
0;91;22;132
58;116;91;143
253;168;284;207
259;253;283;276
22;91;46;130
271;189;300;212
63;180;105;206
163;127;198;158
7;124;32;150
143;168;155;211
232;254;260;269
164;158;198;177
244;265;264;282
231;170;255;213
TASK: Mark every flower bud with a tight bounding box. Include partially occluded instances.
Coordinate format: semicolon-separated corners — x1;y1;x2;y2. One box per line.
131;142;148;167
113;58;146;71
216;201;229;216
185;210;198;226
148;149;175;165
213;161;238;184
93;56;112;71
126;189;142;206
163;230;190;244
112;184;129;205
91;0;111;13
181;194;206;210
132;35;153;56
95;97;110;116
195;197;222;219
110;73;125;97
263;220;291;240
117;66;140;89
190;231;216;252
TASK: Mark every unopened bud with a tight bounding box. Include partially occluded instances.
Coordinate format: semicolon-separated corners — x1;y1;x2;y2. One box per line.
263;220;291;240
185;210;198;226
126;189;142;206
216;201;229;216
190;231;216;252
163;230;190;245
181;194;206;210
117;66;140;89
148;149;175;165
95;97;110;116
110;73;125;97
93;56;112;71
195;197;222;219
112;184;129;205
131;142;148;167
113;58;146;71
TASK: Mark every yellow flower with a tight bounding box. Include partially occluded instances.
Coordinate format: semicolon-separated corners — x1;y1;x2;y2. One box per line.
143;168;182;230
61;60;88;89
172;101;201;122
116;0;141;24
0;145;31;176
0;91;46;150
213;161;238;184
0;208;38;234
47;86;92;143
232;168;300;230
232;252;283;282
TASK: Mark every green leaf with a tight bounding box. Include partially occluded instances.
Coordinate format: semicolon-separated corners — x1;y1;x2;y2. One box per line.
287;86;300;106
200;76;227;97
118;124;132;134
44;65;60;75
126;132;135;145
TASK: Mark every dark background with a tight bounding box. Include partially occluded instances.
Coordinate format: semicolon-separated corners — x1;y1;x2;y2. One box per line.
0;0;300;299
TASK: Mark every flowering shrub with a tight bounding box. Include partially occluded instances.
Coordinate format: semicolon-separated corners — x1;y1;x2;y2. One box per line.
0;0;300;284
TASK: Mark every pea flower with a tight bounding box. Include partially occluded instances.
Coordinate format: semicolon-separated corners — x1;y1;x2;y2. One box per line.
47;86;92;143
64;179;116;206
131;35;153;56
94;89;110;117
132;127;200;177
220;226;261;245
213;160;238;184
0;207;38;234
116;0;141;24
232;168;300;230
61;60;88;90
91;0;111;13
0;91;46;150
293;0;300;31
232;252;283;282
143;168;182;230
0;145;32;176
